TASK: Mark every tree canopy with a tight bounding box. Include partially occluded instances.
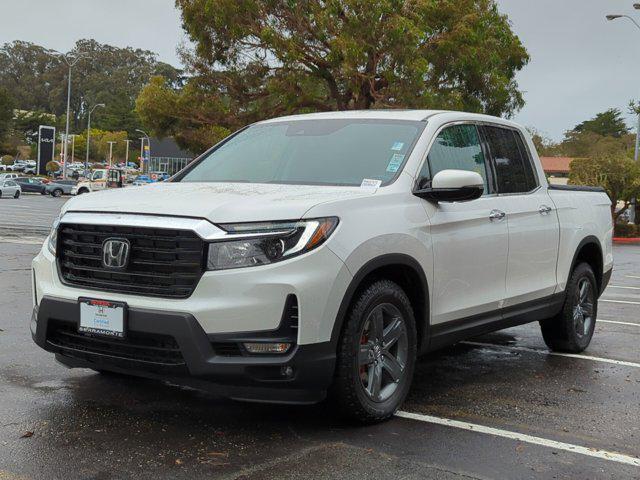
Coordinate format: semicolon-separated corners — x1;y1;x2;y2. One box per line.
0;39;182;137
137;0;529;153
569;154;640;221
574;108;629;138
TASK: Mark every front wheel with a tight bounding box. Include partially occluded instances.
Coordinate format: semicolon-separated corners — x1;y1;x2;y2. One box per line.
13;190;20;199
540;262;598;353
330;279;417;423
52;189;63;198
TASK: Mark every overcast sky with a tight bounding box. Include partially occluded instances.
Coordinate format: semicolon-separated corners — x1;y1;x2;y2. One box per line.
0;0;638;140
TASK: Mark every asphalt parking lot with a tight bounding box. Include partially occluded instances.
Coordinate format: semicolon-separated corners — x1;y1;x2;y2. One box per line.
0;196;638;479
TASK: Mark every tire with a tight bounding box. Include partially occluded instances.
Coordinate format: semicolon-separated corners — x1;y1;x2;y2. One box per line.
540;262;598;353
52;189;63;198
330;279;417;423
77;188;87;195
14;190;20;199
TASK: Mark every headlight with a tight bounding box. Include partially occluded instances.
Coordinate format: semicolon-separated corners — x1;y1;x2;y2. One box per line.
47;215;61;255
207;217;338;271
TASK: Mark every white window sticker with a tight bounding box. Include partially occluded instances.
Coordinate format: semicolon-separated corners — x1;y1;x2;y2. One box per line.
360;178;382;191
391;141;405;151
386;153;405;173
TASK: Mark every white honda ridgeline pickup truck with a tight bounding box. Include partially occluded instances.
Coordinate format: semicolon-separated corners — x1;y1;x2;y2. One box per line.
31;110;613;422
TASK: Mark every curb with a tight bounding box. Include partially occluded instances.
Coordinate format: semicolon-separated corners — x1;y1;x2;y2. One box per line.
613;237;640;245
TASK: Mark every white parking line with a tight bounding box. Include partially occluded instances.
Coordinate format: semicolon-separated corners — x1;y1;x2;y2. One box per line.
608;285;640;290
395;411;640;467
626;275;640;280
598;319;640;327
601;299;640;306
461;341;640;368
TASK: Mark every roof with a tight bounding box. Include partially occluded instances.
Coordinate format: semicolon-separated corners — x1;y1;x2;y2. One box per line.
258;110;446;123
149;137;193;159
257;110;524;130
540;157;573;173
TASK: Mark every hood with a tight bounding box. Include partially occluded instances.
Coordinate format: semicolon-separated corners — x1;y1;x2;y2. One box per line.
62;182;373;223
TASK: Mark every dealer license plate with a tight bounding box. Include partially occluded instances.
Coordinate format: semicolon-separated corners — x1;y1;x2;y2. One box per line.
79;298;126;338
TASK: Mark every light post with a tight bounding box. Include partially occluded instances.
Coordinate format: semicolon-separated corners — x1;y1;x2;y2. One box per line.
55;52;87;178
136;129;150;173
85;103;104;173
69;134;77;163
124;139;131;166
107;141;117;168
606;8;640;222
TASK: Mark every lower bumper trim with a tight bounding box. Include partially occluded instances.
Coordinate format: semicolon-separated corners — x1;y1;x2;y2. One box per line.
33;296;336;404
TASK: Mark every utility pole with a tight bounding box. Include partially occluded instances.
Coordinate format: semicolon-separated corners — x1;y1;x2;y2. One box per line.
85;103;105;173
124;139;131;165
107;141;116;168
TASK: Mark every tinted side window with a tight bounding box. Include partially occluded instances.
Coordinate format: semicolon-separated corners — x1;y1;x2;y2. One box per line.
419;124;489;192
484;126;537;194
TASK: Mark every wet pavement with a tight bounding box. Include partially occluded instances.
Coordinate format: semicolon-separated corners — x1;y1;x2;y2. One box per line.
0;196;639;479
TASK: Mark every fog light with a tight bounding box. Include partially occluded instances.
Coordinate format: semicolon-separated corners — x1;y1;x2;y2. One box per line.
281;366;294;378
243;342;291;354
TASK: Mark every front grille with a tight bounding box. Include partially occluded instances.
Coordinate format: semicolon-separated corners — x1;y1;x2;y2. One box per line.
57;223;205;298
47;321;187;374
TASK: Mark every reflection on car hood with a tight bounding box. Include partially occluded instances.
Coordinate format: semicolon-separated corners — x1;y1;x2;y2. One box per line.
62;181;373;223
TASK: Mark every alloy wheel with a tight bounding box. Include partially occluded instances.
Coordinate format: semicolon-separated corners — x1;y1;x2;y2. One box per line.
573;278;594;338
357;303;408;402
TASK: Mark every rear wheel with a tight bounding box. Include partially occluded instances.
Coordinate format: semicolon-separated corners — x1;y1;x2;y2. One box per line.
540;262;598;353
52;189;63;198
330;279;417;423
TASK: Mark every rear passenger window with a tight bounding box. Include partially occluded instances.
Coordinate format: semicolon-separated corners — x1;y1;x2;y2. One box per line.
419;124;489;193
484;126;537;194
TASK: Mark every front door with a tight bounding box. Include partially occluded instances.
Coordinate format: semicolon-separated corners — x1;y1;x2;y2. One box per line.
418;124;509;326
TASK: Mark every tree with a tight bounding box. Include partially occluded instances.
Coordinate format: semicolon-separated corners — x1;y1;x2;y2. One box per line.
574;108;629;138
0;40;182;136
0;87;14;143
569;155;640;221
45;161;60;175
137;0;529;153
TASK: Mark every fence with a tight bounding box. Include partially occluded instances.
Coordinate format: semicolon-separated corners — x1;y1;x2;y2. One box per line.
148;156;194;175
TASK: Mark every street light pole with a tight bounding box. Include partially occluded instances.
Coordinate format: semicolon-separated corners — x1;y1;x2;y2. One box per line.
136;129;151;174
606;9;640;222
70;134;76;163
85;103;105;173
124;139;131;165
56;52;86;179
107;141;116;168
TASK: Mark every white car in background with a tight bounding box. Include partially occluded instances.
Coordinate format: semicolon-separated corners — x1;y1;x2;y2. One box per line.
0;179;21;198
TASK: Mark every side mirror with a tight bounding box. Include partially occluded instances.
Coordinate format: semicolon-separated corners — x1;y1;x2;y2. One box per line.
413;169;484;202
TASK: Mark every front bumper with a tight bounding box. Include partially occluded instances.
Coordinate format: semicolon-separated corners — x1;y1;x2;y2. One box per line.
32;296;336;404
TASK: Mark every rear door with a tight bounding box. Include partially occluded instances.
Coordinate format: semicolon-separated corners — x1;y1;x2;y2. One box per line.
482;125;559;306
417;123;509;326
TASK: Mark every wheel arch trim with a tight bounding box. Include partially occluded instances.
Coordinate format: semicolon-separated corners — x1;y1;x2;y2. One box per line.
330;253;430;350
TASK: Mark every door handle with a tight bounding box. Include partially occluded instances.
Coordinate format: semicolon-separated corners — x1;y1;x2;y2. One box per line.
489;209;506;221
539;205;553;215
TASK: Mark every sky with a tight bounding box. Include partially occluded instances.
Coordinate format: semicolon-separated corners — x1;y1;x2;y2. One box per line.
0;0;638;141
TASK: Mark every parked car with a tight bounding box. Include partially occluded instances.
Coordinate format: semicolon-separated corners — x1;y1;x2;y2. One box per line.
0;179;21;198
46;179;77;197
149;171;170;182
6;160;28;172
23;162;37;175
0;173;19;181
131;174;152;186
15;177;47;194
31;110;613;423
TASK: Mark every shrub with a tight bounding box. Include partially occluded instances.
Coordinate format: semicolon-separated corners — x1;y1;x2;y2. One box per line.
614;223;639;238
45;161;60;175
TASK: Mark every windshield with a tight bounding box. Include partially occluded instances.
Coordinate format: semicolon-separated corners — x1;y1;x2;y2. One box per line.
178;119;425;186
